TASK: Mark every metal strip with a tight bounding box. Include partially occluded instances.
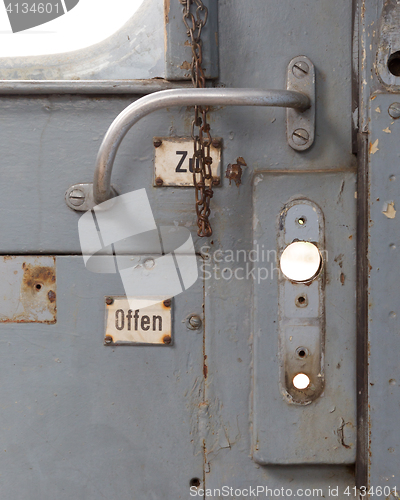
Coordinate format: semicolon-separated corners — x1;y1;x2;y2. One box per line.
0;80;193;95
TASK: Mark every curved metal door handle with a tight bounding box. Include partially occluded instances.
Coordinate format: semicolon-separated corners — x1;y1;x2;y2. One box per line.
66;57;315;211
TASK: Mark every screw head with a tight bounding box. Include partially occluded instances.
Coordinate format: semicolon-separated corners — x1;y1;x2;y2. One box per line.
68;188;85;207
188;314;202;330
388;102;400;119
105;297;114;305
155;177;163;187
163;335;172;345
104;335;113;345
153;139;162;148
163;299;171;308
212;177;220;186
143;258;155;270
292;61;310;78
292;129;310;146
211;138;221;148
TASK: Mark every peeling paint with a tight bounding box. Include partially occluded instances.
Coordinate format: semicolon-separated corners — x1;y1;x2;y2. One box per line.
383;127;391;133
370;139;379;154
382;201;396;219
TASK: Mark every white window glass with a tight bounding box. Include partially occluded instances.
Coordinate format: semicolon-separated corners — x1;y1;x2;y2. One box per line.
0;0;145;57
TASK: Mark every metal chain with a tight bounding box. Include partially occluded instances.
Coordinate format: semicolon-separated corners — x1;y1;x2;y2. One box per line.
179;0;214;237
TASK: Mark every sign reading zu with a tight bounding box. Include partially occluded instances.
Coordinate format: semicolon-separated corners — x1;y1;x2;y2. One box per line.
154;137;221;186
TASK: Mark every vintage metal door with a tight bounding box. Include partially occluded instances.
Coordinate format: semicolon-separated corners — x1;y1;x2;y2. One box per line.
0;0;397;498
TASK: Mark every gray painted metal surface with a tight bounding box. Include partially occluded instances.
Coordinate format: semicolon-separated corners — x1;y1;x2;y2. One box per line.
358;0;400;487
0;0;362;495
253;173;356;465
164;0;219;81
368;93;400;489
0;257;205;499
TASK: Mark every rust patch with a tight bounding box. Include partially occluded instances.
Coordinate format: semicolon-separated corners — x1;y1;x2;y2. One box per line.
337;418;352;449
20;264;56;322
180;61;191;70
0;257;56;324
340;273;345;285
226;157;246;187
163;299;172;308
164;0;170;24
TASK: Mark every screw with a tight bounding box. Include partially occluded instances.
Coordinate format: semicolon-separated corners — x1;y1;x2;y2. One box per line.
104;335;113;345
212;177;220;186
163;299;171;308
292;129;309;146
211;138;221;148
292;61;309;78
155;177;163;187
143;258;155;270
105;297;114;305
163;335;172;345
388;102;400;119
68;188;85;207
188;314;202;330
153;139;162;148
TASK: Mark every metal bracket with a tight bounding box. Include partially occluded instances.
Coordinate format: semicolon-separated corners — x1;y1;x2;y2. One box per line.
278;199;325;405
65;183;118;212
286;56;315;151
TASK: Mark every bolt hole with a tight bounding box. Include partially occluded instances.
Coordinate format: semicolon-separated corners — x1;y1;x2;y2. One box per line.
297;216;307;226
190;478;201;488
35;283;42;291
388;51;400;77
293;373;310;390
296;346;309;359
298;296;305;304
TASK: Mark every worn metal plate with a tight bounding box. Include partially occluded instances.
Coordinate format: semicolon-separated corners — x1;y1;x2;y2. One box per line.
286;56;316;151
153;137;221;186
278;200;325;405
368;93;400;488
0;256;56;324
104;296;172;345
253;172;356;465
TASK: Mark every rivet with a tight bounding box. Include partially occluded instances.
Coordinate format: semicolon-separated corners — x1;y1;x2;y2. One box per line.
153;139;162;148
155;177;164;187
105;297;114;305
104;335;113;345
163;335;172;345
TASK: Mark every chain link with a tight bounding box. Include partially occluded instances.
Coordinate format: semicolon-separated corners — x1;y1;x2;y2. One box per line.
179;0;214;237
